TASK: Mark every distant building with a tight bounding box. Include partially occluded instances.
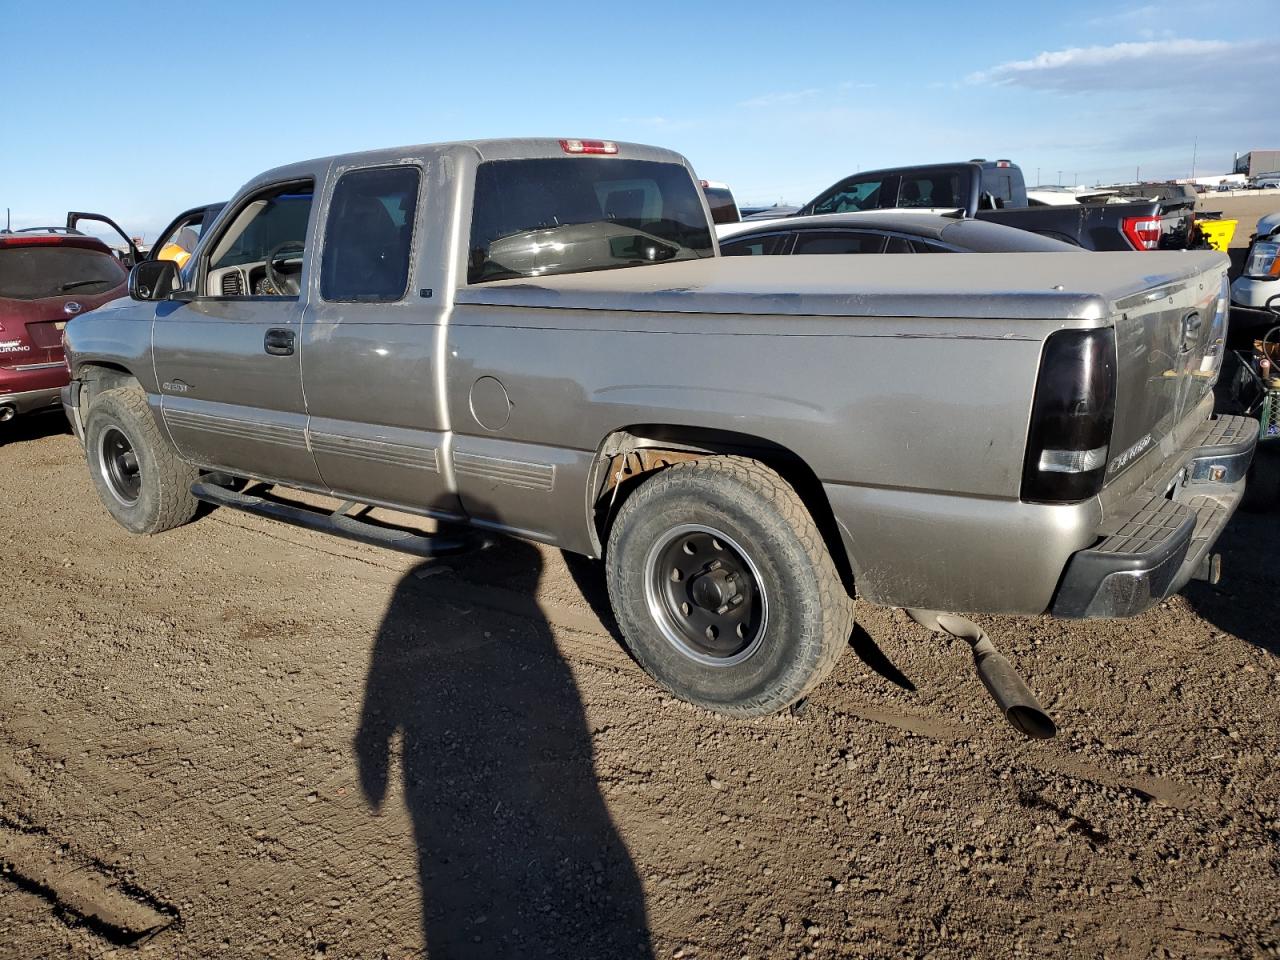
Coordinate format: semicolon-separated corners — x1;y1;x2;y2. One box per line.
1234;150;1280;177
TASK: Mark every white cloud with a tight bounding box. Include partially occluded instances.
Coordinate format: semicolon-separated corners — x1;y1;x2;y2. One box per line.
967;37;1274;91
737;88;822;109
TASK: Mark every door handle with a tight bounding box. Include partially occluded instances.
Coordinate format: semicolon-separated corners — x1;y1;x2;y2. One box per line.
264;328;295;356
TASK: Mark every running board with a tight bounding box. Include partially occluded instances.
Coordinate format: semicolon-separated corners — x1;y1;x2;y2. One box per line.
190;481;477;559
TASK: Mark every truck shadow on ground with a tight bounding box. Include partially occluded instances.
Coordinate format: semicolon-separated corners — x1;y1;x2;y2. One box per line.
354;528;654;959
0;411;70;447
562;549;917;691
1183;449;1280;656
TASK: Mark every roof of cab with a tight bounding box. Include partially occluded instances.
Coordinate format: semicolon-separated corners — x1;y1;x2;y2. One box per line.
242;138;691;193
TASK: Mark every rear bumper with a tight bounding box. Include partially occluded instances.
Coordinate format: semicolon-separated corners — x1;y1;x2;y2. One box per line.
1;361;69;419
1050;414;1257;618
0;385;63;418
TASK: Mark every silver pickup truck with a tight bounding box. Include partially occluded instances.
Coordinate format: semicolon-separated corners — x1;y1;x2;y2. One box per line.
61;137;1255;722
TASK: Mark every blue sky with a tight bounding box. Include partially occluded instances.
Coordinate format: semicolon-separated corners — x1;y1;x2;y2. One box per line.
2;0;1276;240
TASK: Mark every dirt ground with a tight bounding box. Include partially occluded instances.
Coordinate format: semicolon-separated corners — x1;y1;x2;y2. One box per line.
1;415;1277;960
1197;193;1279;248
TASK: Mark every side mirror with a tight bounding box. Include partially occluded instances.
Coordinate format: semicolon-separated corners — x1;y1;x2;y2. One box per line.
129;259;183;301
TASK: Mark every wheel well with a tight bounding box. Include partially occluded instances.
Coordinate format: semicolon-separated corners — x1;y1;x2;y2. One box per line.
77;363;140;412
589;425;856;597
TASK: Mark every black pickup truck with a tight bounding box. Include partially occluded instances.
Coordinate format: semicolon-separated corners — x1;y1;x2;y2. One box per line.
796;160;1200;252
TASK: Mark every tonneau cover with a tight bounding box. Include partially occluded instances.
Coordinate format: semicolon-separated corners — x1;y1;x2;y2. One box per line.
456;251;1227;322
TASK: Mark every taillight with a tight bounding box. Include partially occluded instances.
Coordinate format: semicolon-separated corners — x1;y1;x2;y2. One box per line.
1201;274;1229;376
1122;216;1161;250
1021;328;1117;503
559;139;618;155
0;235;68;247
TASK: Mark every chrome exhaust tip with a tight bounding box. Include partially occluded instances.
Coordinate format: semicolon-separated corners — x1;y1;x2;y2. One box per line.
0;405;16;423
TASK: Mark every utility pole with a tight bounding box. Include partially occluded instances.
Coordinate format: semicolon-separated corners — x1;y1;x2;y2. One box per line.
1190;137;1198;181
1036;167;1040;186
1057;169;1062;185
1136;165;1140;183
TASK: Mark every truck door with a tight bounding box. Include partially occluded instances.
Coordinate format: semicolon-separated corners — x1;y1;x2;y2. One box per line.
151;179;324;487
300;162;460;516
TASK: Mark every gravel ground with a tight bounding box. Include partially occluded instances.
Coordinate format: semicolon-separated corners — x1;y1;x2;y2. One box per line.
1;416;1277;959
1196;194;1280;246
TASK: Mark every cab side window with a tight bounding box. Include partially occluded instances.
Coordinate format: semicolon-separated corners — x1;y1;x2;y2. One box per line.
205;182;314;297
719;233;788;256
321;166;420;303
808;176;894;214
791;231;887;254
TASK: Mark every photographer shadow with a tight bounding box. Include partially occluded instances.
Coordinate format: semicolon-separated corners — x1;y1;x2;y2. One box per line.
354;521;653;958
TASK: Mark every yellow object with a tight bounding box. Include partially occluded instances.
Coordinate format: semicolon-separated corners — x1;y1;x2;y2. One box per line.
1198;218;1237;252
156;243;191;267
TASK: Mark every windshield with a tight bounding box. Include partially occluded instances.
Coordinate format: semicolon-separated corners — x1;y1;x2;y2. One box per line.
468;158;714;283
0;246;126;300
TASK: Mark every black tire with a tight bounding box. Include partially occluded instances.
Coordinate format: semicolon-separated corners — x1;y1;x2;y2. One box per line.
606;456;851;716
84;386;199;534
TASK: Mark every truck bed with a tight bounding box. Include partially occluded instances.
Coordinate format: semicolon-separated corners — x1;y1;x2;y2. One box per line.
457;251;1228;322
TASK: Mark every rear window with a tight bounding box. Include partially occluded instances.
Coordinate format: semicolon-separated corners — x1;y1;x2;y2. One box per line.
468;158;714;283
899;173;962;209
0;246;126;300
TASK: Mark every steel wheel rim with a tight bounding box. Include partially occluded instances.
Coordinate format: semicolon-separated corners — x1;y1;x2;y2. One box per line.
99;426;141;506
643;523;768;667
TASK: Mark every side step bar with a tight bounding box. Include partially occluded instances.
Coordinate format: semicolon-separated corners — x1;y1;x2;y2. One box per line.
190;481;477;559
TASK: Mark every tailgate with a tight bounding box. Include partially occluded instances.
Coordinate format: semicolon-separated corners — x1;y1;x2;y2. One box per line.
1106;266;1228;485
1157;200;1198;250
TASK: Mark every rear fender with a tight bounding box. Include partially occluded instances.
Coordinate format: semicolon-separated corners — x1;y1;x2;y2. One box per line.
588;425;856;597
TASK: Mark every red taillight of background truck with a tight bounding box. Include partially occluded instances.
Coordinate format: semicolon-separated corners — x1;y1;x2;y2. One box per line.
1121;216;1162;250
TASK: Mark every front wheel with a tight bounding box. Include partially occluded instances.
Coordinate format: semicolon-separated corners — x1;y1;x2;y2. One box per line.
84;386;199;534
606;456;851;716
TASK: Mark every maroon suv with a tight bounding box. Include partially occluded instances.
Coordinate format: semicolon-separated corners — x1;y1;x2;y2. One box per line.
0;231;128;422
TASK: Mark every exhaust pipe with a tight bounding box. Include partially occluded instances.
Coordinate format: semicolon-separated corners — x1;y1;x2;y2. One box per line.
933;613;1057;740
0;405;15;423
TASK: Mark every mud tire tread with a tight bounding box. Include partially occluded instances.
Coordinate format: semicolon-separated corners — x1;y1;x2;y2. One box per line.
606;456;851;717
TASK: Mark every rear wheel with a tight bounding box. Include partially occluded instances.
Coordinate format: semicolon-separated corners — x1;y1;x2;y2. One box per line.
606;456;851;716
84;386;199;534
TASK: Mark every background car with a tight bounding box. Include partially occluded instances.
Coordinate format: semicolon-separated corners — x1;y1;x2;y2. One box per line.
1229;211;1280;330
717;210;1085;257
0;230;128;422
149;202;225;269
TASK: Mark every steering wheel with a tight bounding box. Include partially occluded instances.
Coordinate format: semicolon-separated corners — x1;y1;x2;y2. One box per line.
265;240;305;296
